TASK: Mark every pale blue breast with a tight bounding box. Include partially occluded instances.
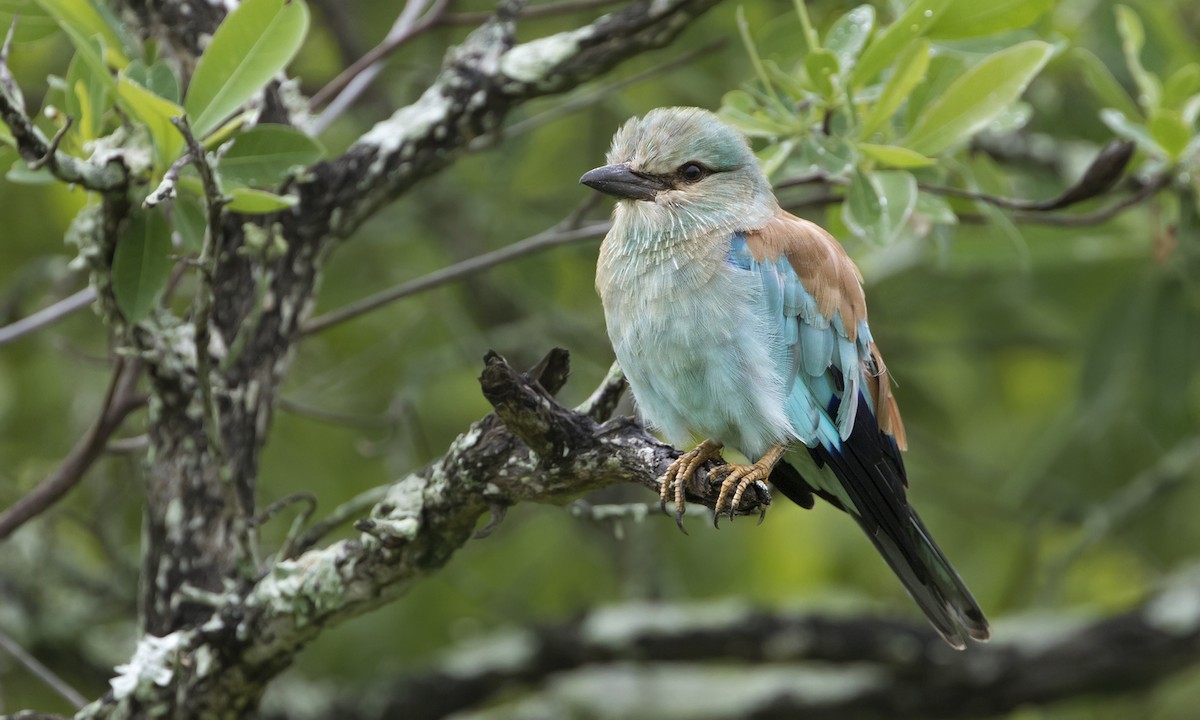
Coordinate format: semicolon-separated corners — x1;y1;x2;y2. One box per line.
601;232;798;458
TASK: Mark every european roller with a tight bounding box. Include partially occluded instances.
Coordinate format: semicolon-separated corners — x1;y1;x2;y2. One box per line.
581;107;989;648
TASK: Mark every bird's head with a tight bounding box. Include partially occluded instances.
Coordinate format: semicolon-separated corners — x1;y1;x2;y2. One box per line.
580;107;775;236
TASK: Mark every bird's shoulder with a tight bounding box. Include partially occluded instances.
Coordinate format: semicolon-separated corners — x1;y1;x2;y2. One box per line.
742;209;868;341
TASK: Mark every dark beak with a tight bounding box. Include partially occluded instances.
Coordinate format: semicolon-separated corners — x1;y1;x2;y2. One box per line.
579;164;667;201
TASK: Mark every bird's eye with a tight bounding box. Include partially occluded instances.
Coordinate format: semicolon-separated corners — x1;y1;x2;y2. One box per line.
677;162;707;183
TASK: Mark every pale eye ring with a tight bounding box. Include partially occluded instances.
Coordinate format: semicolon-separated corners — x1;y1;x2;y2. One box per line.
677;162;707;183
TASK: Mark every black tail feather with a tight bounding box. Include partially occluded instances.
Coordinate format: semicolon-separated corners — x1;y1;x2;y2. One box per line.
773;394;990;647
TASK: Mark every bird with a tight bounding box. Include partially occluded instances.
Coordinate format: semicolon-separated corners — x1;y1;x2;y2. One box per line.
580;106;990;649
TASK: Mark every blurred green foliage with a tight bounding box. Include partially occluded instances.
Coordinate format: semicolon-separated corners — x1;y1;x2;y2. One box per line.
1;0;1199;716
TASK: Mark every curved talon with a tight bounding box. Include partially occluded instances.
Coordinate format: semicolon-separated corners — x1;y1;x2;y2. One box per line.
673;470;687;533
658;439;723;534
711;444;787;523
675;507;688;535
730;478;756;519
757;505;767;525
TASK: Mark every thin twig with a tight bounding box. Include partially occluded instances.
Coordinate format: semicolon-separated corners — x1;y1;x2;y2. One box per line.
960;173;1171;227
278;396;402;428
0;287;97;347
308;0;450;130
0;359;145;540
0;626;88;709
26;116;73;171
144;149;195;208
442;0;625;25
172;116;228;471
567;499;658;523
301;220;610;336
105;435;150;454
0;16;21;111
253;492;318;561
291;485;390;554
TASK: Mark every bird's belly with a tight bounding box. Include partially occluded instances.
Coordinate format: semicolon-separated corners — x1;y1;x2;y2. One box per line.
608;277;794;458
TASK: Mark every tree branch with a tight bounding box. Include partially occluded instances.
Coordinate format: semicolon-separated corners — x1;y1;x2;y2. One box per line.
299;0;725;244
301;221;609;335
0;65;127;191
0;359;144;540
268;572;1200;720
74;349;767;718
0;287;98;347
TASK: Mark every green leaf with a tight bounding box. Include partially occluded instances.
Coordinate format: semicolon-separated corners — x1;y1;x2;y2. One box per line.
765;60;811;100
117;77;185;167
929;0;1053;40
1115;5;1161;113
65;40;112;142
857;143;936;168
217;124;324;187
718;91;797;138
172;191;207;252
225;186;298;214
756;139;795;178
791;0;820;52
804;49;840;101
903;52;966;129
0;0;60;42
1162;64;1200;112
914;190;957;226
1073;48;1142;120
112;209;172;323
824;5;874;77
842;169;883;243
34;0;129;66
851;0;951;88
799;135;857;176
6;158;56;184
146;60;182;105
185;0;310;139
860;38;930;137
875;169;919;239
904;41;1054;156
1099;109;1161;156
51;25;115;99
842;169;919;245
1148;109;1189;161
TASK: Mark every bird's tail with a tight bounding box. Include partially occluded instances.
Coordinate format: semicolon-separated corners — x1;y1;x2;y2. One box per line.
772;441;990;648
850;497;990;649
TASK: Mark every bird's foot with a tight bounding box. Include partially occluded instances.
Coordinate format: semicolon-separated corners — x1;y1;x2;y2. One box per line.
660;439;724;534
712;444;787;528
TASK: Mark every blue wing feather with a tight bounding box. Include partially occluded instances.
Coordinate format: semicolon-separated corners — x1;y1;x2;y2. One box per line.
728;231;988;647
727;233;870;449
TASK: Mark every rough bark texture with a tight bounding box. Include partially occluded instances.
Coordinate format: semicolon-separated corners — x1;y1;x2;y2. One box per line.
76;350;767;719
